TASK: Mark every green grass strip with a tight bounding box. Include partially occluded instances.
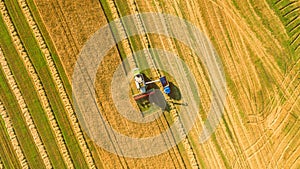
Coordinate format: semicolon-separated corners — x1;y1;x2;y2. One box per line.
0;2;66;167
3;0;93;168
25;0;105;167
0;118;21;169
0;71;44;168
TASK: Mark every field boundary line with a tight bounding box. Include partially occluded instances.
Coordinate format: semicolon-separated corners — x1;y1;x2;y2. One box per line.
16;0;96;168
0;100;29;169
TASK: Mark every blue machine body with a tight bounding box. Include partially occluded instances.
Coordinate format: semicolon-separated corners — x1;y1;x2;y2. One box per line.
159;76;171;94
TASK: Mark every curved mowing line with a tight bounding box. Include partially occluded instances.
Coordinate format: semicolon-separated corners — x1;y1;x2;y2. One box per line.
16;0;95;168
279;1;296;11
0;46;51;168
282;6;300;18
285;15;299;27
0;101;29;169
289;23;300;35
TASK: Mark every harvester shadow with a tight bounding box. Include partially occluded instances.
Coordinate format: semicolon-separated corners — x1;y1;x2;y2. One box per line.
172;102;188;106
143;74;159;90
139;74;168;111
169;82;182;101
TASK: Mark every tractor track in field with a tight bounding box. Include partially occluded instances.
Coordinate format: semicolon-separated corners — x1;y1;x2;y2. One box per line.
155;1;235;168
0;100;29;169
27;0;114;168
99;0;189;168
276;117;300;168
14;0;299;168
207;1;282;169
160;0;235;168
180;1;270;167
32;0;131;168
176;0;286;168
220;13;274;164
213;0;299;129
122;0;201;168
205;1;300;168
243;0;300;115
191;1;251;168
209;0;286;89
266;83;299;168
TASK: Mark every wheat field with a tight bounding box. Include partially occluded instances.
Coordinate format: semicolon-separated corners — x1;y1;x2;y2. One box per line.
0;0;299;168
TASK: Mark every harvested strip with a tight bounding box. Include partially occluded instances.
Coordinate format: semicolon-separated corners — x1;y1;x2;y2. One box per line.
134;1;200;167
16;0;95;168
110;0;199;167
0;42;51;169
1;1;74;168
127;0;159;77
0;101;29;169
106;0;137;68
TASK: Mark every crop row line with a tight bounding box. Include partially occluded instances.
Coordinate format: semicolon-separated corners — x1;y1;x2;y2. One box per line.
282;6;300;18
128;0;160;77
0;100;29;169
16;0;96;168
278;1;296;11
128;2;192;166
100;1;188;168
125;1;187;167
106;0;137;69
0;34;51;169
112;0;200;167
0;1;75;167
275;0;300;51
130;0;198;168
286;15;299;27
146;0;201;167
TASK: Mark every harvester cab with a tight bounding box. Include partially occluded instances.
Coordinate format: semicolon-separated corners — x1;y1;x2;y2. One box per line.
132;68;171;101
133;68;146;94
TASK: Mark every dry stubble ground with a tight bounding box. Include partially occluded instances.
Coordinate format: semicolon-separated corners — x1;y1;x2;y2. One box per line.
29;0;299;168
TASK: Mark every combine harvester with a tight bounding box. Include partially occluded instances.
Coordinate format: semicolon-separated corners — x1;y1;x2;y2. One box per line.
133;68;170;100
